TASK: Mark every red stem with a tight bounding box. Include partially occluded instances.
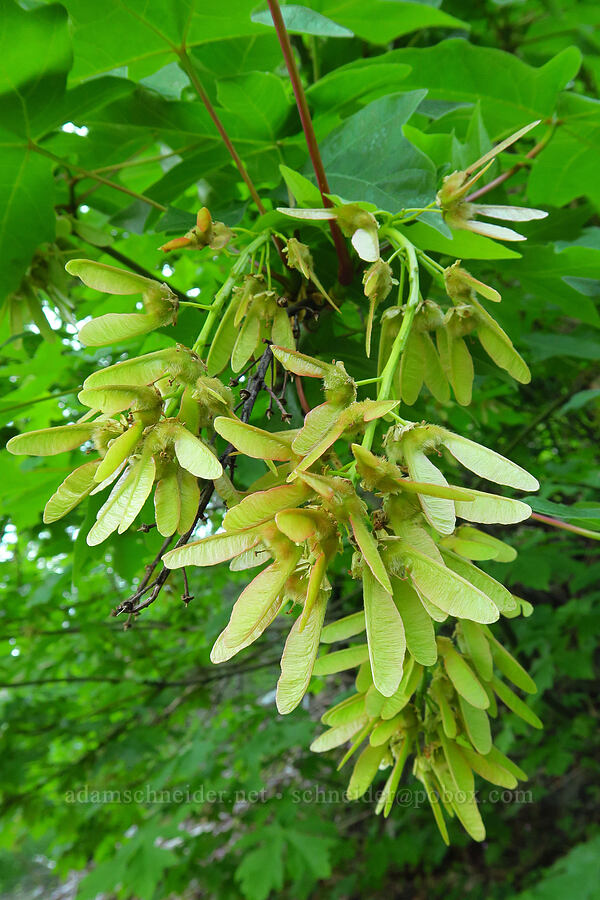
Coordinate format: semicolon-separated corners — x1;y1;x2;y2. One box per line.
530;512;600;541
267;0;353;285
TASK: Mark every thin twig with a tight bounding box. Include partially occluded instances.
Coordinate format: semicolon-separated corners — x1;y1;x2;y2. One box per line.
31;142;167;211
115;346;275;617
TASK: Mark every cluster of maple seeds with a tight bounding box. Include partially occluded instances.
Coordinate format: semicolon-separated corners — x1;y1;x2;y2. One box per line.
6;125;547;841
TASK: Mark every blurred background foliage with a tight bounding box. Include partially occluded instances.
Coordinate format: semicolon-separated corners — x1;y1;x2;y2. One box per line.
0;0;599;897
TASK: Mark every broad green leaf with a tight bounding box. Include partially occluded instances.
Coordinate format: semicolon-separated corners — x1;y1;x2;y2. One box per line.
346;743;387;800
252;5;353;38
402;546;499;624
491;676;542;729
318;91;435;211
438;639;489;710
43;460;101;523
441;430;539;491
306;1;465;48
7;423;96;456
64;0;268;83
279;165;322;208
307;60;411;116
459;696;492;755
214;416;294;461
363;568;405;697
217;72;291;142
65;259;157;294
312;644;370;676
392;577;437;666
277;591;328;715
87;453;156;545
172;425;223;479
391;40;581;132
321;611;366;644
163;529;261;569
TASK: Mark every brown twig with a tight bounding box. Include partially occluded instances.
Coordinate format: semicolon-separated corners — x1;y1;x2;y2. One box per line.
114;346;275;618
267;0;353;285
177;49;288;268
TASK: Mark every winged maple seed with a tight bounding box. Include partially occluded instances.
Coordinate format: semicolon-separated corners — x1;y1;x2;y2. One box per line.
311;615;537;842
436;121;548;240
277;201;380;261
7;358;228;543
65;259;180;346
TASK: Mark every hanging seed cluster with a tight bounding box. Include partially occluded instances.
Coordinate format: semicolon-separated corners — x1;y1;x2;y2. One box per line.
7;130;545;843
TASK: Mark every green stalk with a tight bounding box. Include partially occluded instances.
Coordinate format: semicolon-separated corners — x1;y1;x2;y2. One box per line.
192;232;269;358
361;229;419;451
